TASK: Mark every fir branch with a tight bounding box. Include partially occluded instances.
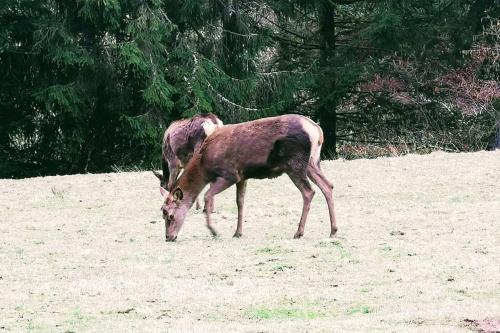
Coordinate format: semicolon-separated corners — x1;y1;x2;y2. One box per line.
206;79;260;112
271;35;321;49
208;23;259;38
262;15;311;41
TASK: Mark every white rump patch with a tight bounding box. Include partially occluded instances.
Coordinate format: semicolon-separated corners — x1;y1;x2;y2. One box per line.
202;119;223;137
202;120;217;136
299;117;322;163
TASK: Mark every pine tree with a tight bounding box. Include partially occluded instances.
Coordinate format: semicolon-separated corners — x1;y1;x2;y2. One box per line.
1;0;497;177
0;0;177;176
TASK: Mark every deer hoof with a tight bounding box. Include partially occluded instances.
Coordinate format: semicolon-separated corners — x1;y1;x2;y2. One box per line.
208;227;218;237
330;228;338;238
293;231;303;239
233;231;242;238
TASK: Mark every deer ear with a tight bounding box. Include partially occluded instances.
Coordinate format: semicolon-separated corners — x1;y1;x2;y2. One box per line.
160;186;169;198
152;170;163;181
173;188;183;201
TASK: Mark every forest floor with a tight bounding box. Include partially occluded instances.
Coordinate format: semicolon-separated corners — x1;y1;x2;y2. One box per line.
1;151;499;332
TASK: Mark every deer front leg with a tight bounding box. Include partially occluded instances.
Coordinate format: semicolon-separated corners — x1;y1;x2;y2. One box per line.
166;161;181;192
204;177;234;237
234;180;247;238
201;196;216;213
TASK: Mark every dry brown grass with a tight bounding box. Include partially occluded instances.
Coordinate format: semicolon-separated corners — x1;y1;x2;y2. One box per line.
1;151;499;332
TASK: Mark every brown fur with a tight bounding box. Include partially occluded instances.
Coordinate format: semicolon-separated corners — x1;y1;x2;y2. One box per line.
154;113;223;210
165;113;221;169
161;114;337;241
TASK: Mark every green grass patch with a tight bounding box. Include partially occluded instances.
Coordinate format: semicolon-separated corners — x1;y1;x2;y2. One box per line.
346;306;372;315
50;186;66;199
246;307;325;320
273;264;293;271
315;240;343;248
111;165;148;172
26;322;44;332
315;240;351;258
278;209;291;216
256;246;293;255
380;245;392;252
63;309;96;330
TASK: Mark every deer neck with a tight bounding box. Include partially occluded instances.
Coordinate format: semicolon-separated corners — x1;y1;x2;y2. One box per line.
177;156;207;208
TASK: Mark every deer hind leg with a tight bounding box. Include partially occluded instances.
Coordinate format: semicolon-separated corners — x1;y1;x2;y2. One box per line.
288;172;315;239
204;177;234;237
234;180;247;238
307;162;337;237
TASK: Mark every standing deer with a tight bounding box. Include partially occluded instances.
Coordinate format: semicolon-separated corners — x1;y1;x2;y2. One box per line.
159;114;337;241
153;113;223;210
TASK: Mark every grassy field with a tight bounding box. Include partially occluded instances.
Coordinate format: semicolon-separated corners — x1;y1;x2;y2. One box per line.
1;151;499;332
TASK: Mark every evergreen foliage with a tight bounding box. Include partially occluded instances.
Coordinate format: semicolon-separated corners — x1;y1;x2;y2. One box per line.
1;0;498;178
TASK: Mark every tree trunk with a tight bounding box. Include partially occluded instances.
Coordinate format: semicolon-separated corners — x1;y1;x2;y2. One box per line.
221;0;245;78
317;2;337;157
494;121;500;150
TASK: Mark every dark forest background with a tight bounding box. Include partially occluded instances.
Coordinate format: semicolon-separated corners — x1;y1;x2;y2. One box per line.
1;0;499;178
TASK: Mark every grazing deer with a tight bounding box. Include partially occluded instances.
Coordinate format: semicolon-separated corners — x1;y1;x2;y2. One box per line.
153;113;223;209
159;114;337;241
